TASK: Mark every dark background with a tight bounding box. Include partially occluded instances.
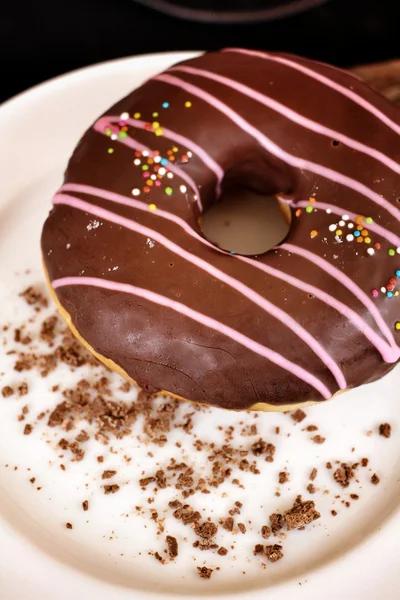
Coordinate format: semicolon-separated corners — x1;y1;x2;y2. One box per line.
2;0;399;103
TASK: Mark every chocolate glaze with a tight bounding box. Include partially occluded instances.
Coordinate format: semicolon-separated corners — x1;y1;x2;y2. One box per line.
41;50;400;409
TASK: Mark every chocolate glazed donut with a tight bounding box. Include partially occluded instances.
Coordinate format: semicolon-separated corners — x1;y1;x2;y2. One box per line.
41;49;400;411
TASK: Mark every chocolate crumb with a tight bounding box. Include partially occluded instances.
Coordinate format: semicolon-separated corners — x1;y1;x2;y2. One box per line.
331;510;337;516
194;521;218;539
65;522;73;529
333;463;354;488
265;544;284;563
361;458;369;467
350;494;359;500
166;535;178;558
17;382;28;396
197;566;213;579
269;513;284;535
218;547;228;556
139;476;156;487
23;424;33;435
222;517;234;532
307;483;316;494
278;471;289;484
30;477;36;484
305;425;318;432
312;435;326;444
82;500;89;511
251;438;266;456
379;423;391;438
102;470;117;479
371;473;380;485
1;386;14;398
326;462;332;469
284;499;320;530
291;409;306;423
261;525;271;539
309;468;317;481
238;522;246;534
97;456;104;463
103;484;120;494
253;543;264;555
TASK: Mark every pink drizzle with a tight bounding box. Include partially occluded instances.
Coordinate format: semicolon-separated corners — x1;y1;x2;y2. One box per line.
53;193;346;389
170;65;400;176
51;275;332;399
156;73;400;224
59;184;398;355
224;49;400;136
95;115;224;199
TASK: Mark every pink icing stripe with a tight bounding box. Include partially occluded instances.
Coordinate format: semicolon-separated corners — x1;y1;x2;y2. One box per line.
280;241;399;351
278;197;400;248
51;275;332;399
170;65;400;176
224;49;400;136
58;184;397;352
238;256;398;361
156;73;400;224
96;115;224;198
94;117;202;211
53;193;346;389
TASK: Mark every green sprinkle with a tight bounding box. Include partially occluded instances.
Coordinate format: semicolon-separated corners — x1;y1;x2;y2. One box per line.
165;187;173;196
152;112;159;117
105;128;112;136
305;205;313;213
107;148;114;154
389;248;395;256
119;131;127;139
365;217;373;224
142;165;149;171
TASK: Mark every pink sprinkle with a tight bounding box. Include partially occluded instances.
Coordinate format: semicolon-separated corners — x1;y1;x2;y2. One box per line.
119;120;126;126
155;180;161;187
372;289;378;297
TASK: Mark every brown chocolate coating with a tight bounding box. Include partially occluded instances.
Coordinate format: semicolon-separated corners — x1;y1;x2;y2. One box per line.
41;50;400;409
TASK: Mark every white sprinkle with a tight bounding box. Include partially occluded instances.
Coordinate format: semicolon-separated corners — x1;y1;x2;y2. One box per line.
142;151;149;157
348;223;354;229
111;134;117;141
333;254;339;259
132;188;140;196
367;248;375;256
329;224;336;232
381;287;386;293
167;172;174;179
146;238;155;248
87;219;100;231
339;220;345;227
154;156;161;163
134;158;141;165
180;185;187;193
342;214;349;220
66;243;71;249
326;209;332;214
158;167;166;176
334;235;343;243
346;234;354;242
187;151;193;158
397;248;400;254
120;112;129;120
150;174;157;180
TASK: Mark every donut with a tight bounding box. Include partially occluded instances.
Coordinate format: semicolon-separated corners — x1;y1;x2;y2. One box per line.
41;49;400;411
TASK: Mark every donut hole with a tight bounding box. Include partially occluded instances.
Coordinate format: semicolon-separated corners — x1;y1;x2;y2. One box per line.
199;185;291;256
331;140;340;147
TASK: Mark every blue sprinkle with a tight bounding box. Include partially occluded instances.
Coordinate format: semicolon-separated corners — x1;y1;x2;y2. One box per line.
162;102;169;109
160;158;168;166
395;269;400;277
387;291;393;298
354;230;361;237
230;250;237;255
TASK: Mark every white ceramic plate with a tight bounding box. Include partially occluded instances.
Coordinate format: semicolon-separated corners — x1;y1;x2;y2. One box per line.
1;52;400;600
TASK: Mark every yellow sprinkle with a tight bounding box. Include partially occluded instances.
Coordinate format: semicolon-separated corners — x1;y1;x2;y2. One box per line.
172;146;178;153
155;128;164;136
184;101;192;108
364;237;371;244
134;112;141;119
148;203;157;211
310;230;318;238
152;121;160;128
396;322;400;330
146;179;153;186
336;229;343;236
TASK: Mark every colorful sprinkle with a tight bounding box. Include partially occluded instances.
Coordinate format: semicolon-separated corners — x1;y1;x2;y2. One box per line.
329;224;336;231
180;185;187;193
142;165;149;171
165;187;173;196
336;229;343;236
120;112;129;120
395;322;400;331
134;112;141;119
310;230;318;238
118;131;127;139
152;112;159;117
381;287;387;293
160;158;168;166
148;203;157;211
132;188;140;196
371;289;379;297
387;291;393;298
355;216;363;225
367;248;375;256
364;237;371;244
162;102;169;108
346;234;354;242
295;209;302;217
184;101;192;108
155;128;164;136
389;248;396;256
107;148;114;154
396;270;400;277
134;158;141;165
365;217;373;224
354;230;361;237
